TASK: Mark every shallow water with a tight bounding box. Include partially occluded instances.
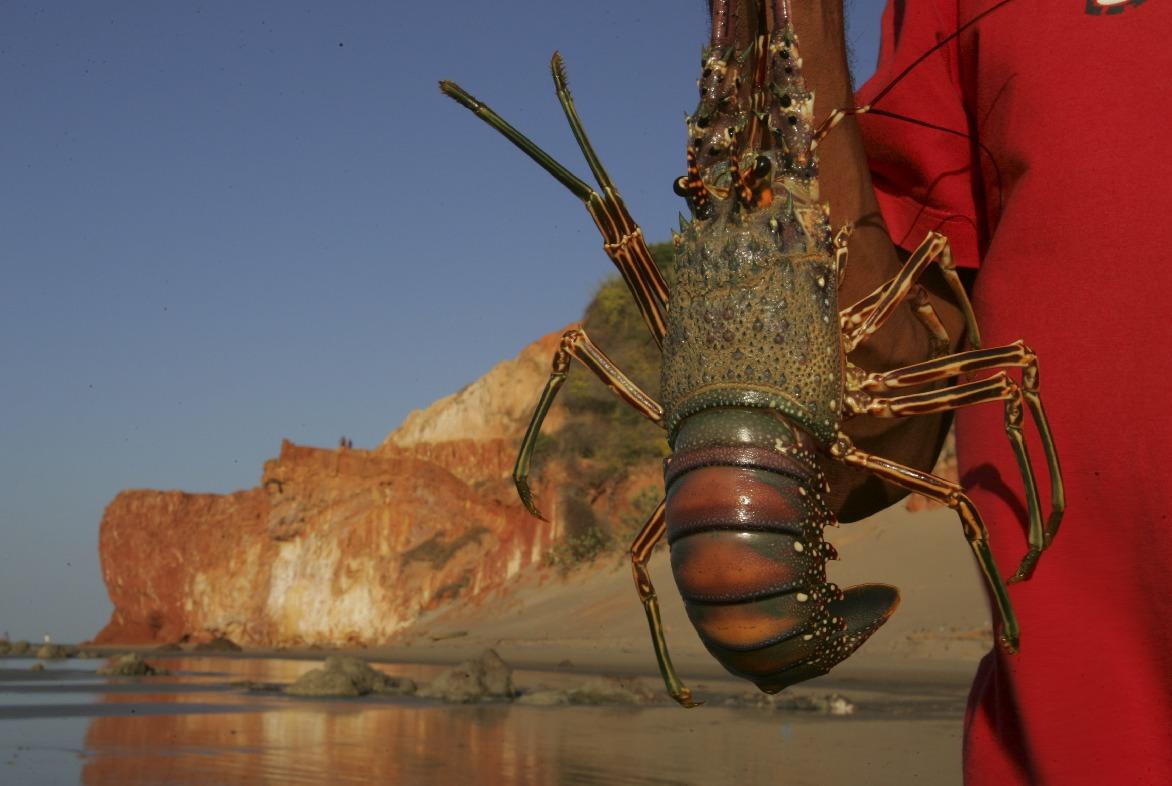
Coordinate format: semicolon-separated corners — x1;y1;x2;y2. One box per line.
0;657;964;785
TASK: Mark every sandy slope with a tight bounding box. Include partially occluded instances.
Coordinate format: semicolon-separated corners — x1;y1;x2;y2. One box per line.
379;501;997;688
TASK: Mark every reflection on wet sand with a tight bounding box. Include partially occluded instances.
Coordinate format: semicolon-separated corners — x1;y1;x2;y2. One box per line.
82;697;961;785
0;657;963;786
83;698;568;785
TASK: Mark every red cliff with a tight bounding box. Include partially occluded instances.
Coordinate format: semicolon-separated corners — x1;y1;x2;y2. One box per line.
94;331;570;646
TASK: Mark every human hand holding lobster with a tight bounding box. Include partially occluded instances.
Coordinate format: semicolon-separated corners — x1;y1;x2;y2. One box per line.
770;0;972;522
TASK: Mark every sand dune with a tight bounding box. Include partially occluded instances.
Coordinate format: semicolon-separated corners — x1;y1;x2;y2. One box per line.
379;502;996;689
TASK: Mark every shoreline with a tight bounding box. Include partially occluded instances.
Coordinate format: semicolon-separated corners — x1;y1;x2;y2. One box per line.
0;647;973;722
0;652;969;786
6;637;981;713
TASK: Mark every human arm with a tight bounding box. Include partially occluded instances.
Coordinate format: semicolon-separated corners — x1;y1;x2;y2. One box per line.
770;0;970;520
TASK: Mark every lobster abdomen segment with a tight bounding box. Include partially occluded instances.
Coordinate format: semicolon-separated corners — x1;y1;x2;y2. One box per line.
665;420;900;692
670;529;819;603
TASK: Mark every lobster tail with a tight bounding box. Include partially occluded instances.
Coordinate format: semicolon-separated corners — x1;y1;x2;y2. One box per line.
665;411;899;692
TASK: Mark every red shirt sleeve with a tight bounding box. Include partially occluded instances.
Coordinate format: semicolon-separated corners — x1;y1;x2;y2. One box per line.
855;1;984;268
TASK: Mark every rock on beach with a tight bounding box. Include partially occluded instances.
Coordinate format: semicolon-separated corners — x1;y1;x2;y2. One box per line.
35;643;75;660
417;648;515;703
284;655;417;698
193;636;242;652
97;653;169;676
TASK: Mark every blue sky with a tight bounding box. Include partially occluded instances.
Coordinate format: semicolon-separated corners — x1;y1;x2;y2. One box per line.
0;1;884;642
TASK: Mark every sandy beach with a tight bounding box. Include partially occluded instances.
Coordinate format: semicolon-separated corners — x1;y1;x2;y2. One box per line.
2;503;996;785
2;651;972;786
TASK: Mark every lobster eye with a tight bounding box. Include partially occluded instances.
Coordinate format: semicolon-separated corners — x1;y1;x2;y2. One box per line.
673;177;690;198
753;156;771;177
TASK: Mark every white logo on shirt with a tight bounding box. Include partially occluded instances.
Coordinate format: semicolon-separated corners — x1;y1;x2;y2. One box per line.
1086;0;1149;14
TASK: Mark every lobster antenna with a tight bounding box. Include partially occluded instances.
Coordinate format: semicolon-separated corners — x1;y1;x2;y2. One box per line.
867;0;1013;113
438;80;594;201
864;107;1006;216
550;53;616;195
811;0;1015;149
708;0;777;48
775;0;791;26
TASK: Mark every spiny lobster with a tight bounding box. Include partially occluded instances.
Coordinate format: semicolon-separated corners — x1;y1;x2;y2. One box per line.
440;0;1063;706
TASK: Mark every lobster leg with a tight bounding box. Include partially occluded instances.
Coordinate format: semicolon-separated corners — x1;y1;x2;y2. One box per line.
840;283;950;357
629;498;700;708
833;222;853;285
840;231;981;352
514;327;664;520
848;342;1065;583
831;437;1020;653
440;57;669;347
835;223;959;357
909;286;951;358
510;327;693;704
442;64;693;698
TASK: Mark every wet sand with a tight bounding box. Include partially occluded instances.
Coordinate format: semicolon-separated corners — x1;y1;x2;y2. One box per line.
2;505;996;784
1;654;970;786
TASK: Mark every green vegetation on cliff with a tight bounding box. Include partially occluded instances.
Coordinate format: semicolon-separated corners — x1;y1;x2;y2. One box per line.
537;242;675;567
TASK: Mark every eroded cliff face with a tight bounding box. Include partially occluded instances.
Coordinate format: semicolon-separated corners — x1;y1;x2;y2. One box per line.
94;331;569;646
96;488;270;644
384;331;565;448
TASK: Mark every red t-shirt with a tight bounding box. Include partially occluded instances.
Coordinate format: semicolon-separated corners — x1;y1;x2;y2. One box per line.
857;2;1172;784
